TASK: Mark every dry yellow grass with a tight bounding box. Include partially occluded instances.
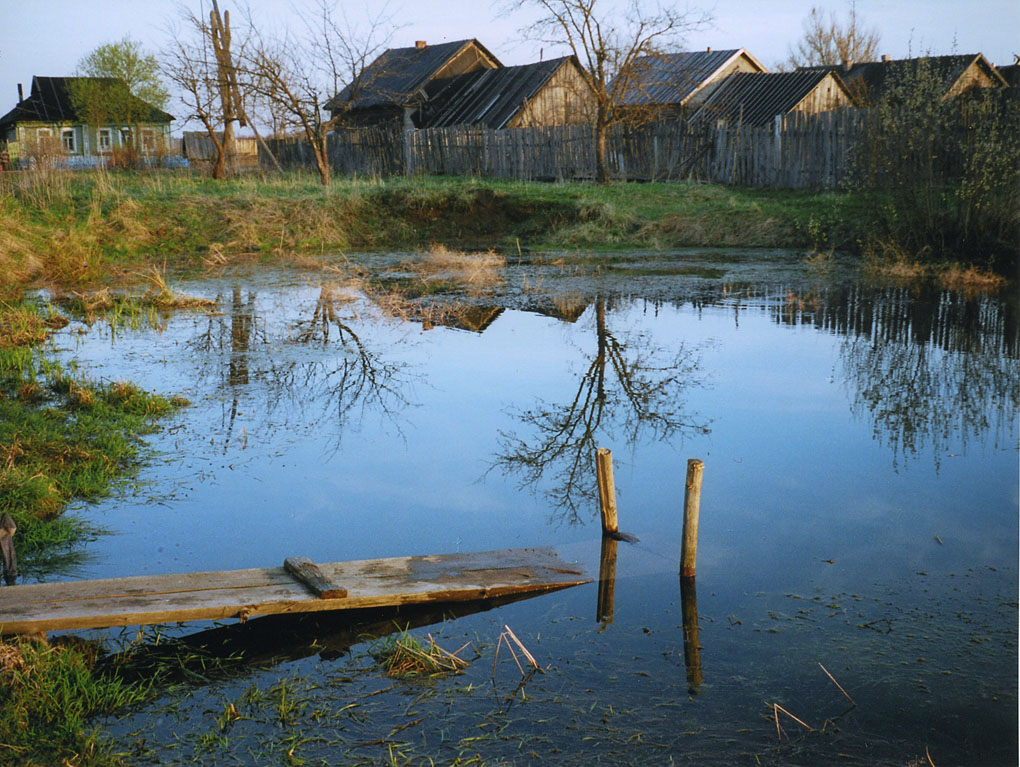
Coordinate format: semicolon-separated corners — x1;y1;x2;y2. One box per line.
938;264;1006;293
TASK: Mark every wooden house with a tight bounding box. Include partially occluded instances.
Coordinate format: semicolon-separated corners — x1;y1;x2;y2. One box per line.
0;76;173;166
325;39;501;128
420;56;594;128
614;48;766;119
691;70;856;126
802;54;1008;105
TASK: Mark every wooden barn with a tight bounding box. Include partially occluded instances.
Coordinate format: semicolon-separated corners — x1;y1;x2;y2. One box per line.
421;56;594;128
691;70;857;126
614;48;766;119
802;54;1008;105
325;39;501;128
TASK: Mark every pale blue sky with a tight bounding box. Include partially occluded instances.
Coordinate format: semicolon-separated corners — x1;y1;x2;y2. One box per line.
1;0;1016;130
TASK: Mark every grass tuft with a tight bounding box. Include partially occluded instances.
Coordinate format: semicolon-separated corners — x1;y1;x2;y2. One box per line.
370;628;471;677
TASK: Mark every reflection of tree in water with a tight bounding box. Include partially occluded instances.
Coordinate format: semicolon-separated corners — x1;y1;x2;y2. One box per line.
292;283;408;440
494;296;709;524
774;284;1019;470
188;282;409;452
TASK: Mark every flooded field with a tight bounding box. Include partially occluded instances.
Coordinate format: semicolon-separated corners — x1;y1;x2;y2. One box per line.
32;249;1019;765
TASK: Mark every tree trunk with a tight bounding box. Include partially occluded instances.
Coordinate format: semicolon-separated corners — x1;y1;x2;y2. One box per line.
595;109;609;184
313;133;332;187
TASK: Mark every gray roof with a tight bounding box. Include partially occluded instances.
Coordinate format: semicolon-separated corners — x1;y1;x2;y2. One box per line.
799;54;1007;102
615;49;746;106
326;39;501;112
693;70;851;126
0;76;172;130
421;57;578;128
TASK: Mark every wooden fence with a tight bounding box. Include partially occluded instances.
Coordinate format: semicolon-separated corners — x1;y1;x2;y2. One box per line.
262;109;877;189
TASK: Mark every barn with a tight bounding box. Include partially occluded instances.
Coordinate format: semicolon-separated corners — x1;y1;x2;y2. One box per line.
691;70;856;126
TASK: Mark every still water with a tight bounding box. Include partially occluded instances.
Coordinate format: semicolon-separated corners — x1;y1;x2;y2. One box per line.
43;250;1019;765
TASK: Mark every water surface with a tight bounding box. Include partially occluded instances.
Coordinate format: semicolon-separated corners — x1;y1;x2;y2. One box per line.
40;249;1018;765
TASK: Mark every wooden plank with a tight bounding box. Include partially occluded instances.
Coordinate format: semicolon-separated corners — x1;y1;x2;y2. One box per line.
284;557;347;599
0;547;588;634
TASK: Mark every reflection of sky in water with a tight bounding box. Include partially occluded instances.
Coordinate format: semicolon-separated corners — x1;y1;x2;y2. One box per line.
46;262;1017;765
50;270;1016;589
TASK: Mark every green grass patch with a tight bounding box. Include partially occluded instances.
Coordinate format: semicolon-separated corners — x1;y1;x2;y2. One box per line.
1;170;876;297
0;635;153;766
0;301;187;558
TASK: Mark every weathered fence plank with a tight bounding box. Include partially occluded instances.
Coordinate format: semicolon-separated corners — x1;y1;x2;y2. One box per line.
259;106;998;190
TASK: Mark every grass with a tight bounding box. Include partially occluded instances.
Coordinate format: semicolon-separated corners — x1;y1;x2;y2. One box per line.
0;298;188;558
0;169;884;299
370;628;471;677
0;635;153;766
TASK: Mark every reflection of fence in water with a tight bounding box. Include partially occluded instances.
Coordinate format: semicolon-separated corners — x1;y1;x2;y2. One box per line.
759;283;1018;467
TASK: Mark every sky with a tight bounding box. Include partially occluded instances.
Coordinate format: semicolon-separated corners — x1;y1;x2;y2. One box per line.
1;0;1016;131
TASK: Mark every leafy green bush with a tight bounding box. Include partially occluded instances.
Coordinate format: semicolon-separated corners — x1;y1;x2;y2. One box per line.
848;57;1020;272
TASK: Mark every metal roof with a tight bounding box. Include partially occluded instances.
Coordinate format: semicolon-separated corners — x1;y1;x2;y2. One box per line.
0;76;173;130
799;54;1007;102
421;57;576;129
326;39;501;112
615;49;758;106
692;70;851;126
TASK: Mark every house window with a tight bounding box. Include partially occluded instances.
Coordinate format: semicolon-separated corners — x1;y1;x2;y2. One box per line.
140;128;155;153
120;128;132;147
61;128;76;153
36;127;53;141
98;128;112;152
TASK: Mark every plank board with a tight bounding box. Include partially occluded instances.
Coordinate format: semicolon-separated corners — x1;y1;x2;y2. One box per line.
0;547;588;634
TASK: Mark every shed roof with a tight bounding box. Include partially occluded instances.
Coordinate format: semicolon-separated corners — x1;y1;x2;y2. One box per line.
421;56;579;128
615;49;765;106
995;63;1020;88
0;76;173;130
800;54;1007;102
692;70;853;126
326;39;502;112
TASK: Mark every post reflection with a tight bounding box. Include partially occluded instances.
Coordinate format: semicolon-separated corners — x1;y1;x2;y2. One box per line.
596;534;617;626
679;575;702;694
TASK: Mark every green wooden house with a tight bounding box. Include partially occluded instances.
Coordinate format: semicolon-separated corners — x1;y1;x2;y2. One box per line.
0;76;174;167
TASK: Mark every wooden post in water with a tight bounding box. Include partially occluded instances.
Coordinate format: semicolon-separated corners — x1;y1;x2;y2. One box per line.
0;513;18;586
595;448;618;536
680;459;703;577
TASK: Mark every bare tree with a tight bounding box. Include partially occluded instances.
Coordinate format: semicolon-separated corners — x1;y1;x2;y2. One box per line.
506;0;710;183
242;0;395;186
163;1;248;178
785;1;881;69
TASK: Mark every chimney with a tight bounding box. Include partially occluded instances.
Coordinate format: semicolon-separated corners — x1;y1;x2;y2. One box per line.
706;46;711;53
842;59;853;71
416;40;427;49
881;54;890;62
17;83;23;102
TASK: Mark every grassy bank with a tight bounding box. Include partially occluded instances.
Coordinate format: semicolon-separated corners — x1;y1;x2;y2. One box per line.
1;169;873;297
0;299;187;559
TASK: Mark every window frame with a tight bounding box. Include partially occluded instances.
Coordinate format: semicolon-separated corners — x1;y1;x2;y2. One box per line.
98;127;113;153
61;127;76;153
140;128;155;153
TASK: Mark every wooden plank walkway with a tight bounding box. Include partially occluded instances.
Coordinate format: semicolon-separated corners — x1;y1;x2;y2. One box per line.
0;547;589;635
